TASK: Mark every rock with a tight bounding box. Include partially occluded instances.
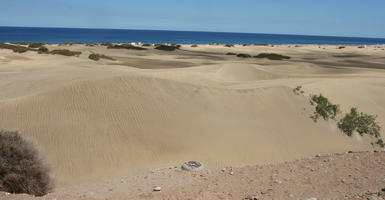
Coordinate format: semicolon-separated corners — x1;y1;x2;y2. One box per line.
310;168;315;172
288;193;294;198
153;186;162;192
230;171;234;175
354;176;358;180
306;198;317;200
324;170;328;174
316;154;321;157
89;192;95;196
284;178;289;182
244;196;259;200
341;179;346;183
181;161;204;171
221;168;226;172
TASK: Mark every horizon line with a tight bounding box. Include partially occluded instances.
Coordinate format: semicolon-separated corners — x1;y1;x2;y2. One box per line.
1;25;385;40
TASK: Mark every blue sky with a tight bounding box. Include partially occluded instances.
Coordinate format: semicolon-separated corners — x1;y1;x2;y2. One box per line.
1;0;385;38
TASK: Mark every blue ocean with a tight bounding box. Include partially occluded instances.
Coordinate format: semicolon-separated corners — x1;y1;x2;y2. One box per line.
1;26;385;45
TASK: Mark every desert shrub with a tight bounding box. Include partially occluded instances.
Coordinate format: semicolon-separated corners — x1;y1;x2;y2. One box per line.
225;44;234;47
338;108;381;138
242;44;250;46
107;44;146;50
155;44;180;51
38;47;49;54
254;53;290;60
254;44;269;46
50;49;81;57
338;46;345;49
191;44;198;47
0;43;30;53
142;44;152;47
310;94;340;122
28;43;44;48
293;86;304;95
237;53;251;58
88;53;114;61
226;52;237;55
0;130;53;196
358;46;365;48
209;43;219;46
101;43;112;46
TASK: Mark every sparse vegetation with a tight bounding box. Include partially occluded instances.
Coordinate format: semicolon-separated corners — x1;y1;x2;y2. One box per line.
88;53;114;61
254;53;290;60
310;94;340;122
226;52;237;55
254;44;269;46
107;44;146;50
338;108;381;138
225;44;234;47
358;46;365;48
191;44;198;47
293;86;304;95
28;43;45;48
0;130;53;196
64;42;74;46
237;53;251;58
338;46;346;49
50;49;81;57
155;44;180;51
0;43;30;53
142;44;152;47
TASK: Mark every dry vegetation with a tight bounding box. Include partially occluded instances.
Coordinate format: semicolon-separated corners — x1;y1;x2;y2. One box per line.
0;130;53;196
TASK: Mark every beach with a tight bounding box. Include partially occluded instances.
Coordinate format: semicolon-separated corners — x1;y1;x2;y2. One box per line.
0;43;385;199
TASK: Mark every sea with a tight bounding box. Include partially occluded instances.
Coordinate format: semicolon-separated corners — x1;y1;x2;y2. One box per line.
1;26;385;45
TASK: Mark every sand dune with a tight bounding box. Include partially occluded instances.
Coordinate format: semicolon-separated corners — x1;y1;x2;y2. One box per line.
0;44;384;186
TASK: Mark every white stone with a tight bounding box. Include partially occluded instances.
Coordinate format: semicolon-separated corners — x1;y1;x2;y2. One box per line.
153;186;162;191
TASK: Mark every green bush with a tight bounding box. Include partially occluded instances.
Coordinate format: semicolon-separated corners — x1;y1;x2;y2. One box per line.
377;139;384;147
338;108;381;138
28;43;45;48
237;53;251;58
50;49;81;57
254;53;290;60
64;42;74;46
0;130;53;196
155;44;180;51
225;44;234;47
310;94;340;122
107;44;146;50
38;47;49;54
88;53;114;61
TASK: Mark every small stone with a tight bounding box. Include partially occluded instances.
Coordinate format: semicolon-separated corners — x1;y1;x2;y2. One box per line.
316;154;321;157
89;192;95;196
288;193;294;198
324;170;328;174
306;198;317;200
120;179;124;183
353;176;358;180
181;161;204;171
341;179;346;183
221;168;226;172
310;168;315;172
153;186;162;192
274;180;282;184
230;171;234;175
284;178;289;182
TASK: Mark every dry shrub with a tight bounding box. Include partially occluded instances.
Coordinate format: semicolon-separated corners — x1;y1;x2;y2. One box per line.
0;130;53;196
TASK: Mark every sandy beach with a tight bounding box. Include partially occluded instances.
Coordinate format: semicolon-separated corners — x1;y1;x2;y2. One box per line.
0;43;385;199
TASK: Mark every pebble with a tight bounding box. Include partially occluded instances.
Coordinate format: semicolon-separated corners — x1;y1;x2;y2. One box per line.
310;168;315;172
354;176;358;180
288;193;294;198
306;198;317;200
89;192;95;196
230;171;234;175
341;179;346;183
153;186;162;192
284;178;289;182
324;170;328;174
221;168;226;172
316;154;321;157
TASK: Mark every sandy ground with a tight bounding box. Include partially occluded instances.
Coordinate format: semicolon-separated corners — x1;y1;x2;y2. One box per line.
1;151;384;200
0;44;385;195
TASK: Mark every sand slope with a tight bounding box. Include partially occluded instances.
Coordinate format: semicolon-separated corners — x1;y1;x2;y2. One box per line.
0;44;384;185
